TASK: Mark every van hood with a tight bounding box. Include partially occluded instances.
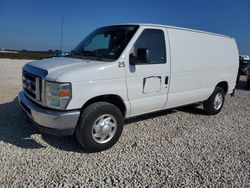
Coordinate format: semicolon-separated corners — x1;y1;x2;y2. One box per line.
27;57;98;72
24;57;119;82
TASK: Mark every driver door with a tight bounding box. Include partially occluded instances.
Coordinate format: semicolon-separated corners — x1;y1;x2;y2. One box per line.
125;27;170;116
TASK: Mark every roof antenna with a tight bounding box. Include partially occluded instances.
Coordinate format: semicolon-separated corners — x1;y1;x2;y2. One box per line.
60;15;64;51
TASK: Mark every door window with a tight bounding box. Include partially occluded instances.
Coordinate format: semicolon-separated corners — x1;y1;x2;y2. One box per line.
131;29;166;64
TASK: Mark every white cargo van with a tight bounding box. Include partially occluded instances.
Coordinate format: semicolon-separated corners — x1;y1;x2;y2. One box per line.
18;24;239;152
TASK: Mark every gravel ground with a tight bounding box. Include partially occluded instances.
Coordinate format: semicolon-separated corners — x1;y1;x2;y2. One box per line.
0;58;249;187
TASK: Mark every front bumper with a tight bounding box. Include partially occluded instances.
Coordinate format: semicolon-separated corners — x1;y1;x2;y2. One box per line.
18;91;80;136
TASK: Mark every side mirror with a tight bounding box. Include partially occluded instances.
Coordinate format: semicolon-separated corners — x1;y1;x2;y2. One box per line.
129;53;137;65
129;48;149;65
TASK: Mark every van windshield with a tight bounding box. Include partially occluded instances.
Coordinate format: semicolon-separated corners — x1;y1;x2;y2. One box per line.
69;25;139;61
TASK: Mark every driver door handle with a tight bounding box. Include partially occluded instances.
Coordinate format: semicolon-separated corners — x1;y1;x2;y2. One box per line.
165;76;169;85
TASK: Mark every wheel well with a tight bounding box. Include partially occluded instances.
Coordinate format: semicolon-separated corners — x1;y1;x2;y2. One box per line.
216;81;228;94
81;95;126;117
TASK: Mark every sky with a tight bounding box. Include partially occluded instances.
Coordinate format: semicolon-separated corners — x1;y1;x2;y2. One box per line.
0;0;250;55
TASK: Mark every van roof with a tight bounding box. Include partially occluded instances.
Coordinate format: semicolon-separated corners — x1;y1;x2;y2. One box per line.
116;23;233;39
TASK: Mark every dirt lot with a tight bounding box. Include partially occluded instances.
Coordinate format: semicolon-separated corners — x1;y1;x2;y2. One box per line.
0;58;249;187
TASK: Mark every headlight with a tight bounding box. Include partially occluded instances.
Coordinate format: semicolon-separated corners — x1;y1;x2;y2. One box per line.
45;81;72;109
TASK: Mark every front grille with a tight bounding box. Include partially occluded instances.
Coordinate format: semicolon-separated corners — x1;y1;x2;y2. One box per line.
23;71;41;101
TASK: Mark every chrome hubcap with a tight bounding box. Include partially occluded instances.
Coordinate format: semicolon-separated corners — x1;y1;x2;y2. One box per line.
92;114;117;144
214;92;223;110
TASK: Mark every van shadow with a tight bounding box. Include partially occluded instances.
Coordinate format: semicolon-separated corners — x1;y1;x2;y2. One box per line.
125;109;176;124
177;105;207;115
0;98;206;152
0;97;84;153
0;98;43;149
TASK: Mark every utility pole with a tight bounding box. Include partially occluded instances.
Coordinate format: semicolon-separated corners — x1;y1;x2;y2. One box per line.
60;15;64;51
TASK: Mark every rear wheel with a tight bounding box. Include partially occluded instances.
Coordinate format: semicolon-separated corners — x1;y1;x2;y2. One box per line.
75;102;124;152
203;86;225;115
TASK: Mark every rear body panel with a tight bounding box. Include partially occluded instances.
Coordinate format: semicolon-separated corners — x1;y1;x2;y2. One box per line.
166;27;238;109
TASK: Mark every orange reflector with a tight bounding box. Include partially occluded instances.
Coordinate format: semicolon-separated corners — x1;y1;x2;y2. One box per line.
59;90;70;97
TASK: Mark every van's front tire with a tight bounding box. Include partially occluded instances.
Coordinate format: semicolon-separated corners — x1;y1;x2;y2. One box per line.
75;102;124;152
203;86;225;115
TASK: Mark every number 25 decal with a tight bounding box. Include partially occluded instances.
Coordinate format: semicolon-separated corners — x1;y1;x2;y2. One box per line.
118;62;125;67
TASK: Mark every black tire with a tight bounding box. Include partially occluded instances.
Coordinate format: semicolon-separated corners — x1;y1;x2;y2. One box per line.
203;86;225;115
75;102;124;152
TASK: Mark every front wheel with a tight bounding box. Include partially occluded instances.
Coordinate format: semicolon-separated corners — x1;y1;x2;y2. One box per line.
203;86;225;115
75;102;124;152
